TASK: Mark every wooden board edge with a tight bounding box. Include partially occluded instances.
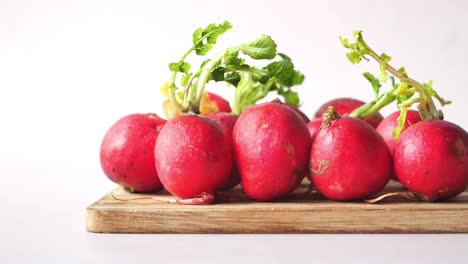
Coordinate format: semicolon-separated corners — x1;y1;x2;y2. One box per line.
86;205;103;233
85;205;468;234
85;187;468;234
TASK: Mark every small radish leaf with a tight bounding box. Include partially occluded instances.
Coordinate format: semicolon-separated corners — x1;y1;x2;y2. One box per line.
239;35;277;60
281;90;300;105
193;21;232;55
423;81;452;106
363;72;381;100
378;53;391;82
169;61;191;73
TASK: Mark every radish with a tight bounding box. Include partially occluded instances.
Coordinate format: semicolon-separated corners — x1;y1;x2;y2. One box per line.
155;115;233;199
233;102;311;201
206;112;240;190
304;118;322;184
154;21;304;203
200;92;231;115
341;30;464;202
307;118;322;142
375;110;421;181
162;91;230;120
314;98;383;128
394;120;468;200
206;101;307;191
270;99;310;123
306;119;321;183
100;113;166;192
310;106;392;201
376;110;421;154
284;102;310;123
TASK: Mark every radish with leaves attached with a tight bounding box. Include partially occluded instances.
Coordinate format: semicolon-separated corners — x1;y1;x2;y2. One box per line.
342;31;466;201
155;21;305;204
307;72;403;185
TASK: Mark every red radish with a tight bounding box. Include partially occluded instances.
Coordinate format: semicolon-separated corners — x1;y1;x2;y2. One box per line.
163;92;230;120
394;120;468;201
206;112;240;190
310;107;392;201
341;30;462;202
307;118;322;142
314;97;383;128
284;103;310;123
155;115;233;199
376;110;421;154
304;118;323;183
100;113;166;192
270;99;310;123
233;102;311;201
200;92;231;115
155;22;305;204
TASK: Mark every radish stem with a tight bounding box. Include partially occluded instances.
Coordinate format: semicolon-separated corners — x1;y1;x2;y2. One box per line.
342;31;451;138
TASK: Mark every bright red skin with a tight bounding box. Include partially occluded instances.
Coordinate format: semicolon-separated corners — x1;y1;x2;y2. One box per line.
314;98;383;128
284;103;310;123
155;115;233;199
206;92;231;113
310;116;392;201
206;112;240;190
394;120;468;201
307;118;322;142
233;103;312;201
100;113;166;192
305;118;323;182
376;110;422;154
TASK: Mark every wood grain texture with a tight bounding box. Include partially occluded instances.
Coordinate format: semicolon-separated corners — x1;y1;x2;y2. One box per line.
86;181;468;234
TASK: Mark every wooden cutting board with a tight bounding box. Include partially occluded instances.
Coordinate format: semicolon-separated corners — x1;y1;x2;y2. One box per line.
86;181;468;233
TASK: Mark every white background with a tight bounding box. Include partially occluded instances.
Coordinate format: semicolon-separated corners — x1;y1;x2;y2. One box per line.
1;0;468;263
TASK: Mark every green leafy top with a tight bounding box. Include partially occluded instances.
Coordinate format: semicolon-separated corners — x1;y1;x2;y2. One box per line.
168;22;232;75
237;35;277;60
340;31;369;63
223;51;304;114
192;21;233;56
340;31;393;83
342;31;451;138
166;21;304;115
362;72;381;100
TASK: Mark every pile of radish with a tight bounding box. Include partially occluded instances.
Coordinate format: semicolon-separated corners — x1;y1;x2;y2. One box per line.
100;22;467;204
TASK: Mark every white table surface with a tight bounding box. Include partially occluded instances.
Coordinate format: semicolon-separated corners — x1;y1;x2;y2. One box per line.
2;0;468;263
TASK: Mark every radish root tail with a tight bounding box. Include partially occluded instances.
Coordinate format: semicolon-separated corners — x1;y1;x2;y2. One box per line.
110;191;215;205
364;191;434;204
